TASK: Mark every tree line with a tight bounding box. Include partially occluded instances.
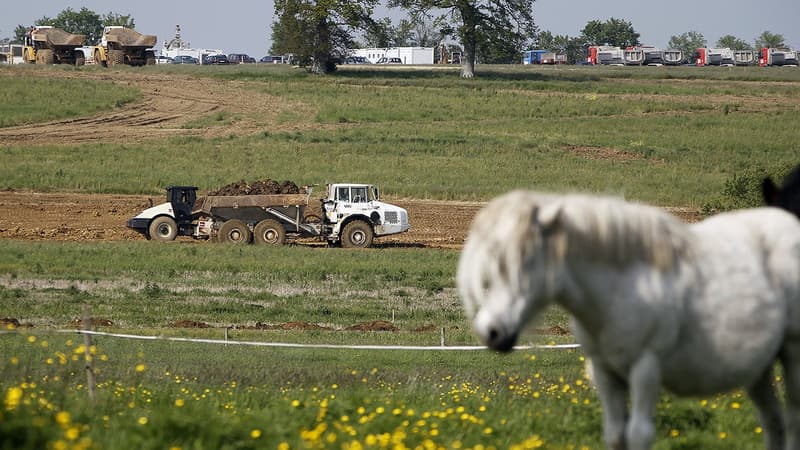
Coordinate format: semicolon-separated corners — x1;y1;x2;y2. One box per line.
271;1;791;77
2;5;790;77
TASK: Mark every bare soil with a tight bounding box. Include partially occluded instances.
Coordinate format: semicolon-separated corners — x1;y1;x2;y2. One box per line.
0;69;702;248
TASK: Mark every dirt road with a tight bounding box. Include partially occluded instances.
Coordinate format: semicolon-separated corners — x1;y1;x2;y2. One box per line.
0;191;701;248
0;191;481;247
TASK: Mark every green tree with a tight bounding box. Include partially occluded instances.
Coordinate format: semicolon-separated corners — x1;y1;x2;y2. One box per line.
668;31;706;63
754;31;785;49
12;25;28;44
101;12;135;29
390;0;537;78
581;18;639;48
716;35;751;50
271;0;378;73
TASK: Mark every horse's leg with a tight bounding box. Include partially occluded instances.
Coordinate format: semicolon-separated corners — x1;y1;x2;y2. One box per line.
590;359;628;450
781;340;800;450
746;366;784;450
626;352;661;450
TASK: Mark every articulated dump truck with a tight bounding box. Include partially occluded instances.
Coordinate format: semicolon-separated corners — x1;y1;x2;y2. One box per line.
22;26;86;65
127;184;410;248
93;26;157;67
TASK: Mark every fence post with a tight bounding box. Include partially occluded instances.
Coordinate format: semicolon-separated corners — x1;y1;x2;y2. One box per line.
440;327;445;347
82;304;97;402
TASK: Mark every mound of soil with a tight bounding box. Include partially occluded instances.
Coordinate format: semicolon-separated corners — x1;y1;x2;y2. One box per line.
345;320;399;332
70;317;113;328
207;179;304;196
536;325;571;336
1;317;21;328
247;321;332;331
170;320;210;328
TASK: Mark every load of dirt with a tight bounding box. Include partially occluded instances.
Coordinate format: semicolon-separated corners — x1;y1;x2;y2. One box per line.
207;179;305;196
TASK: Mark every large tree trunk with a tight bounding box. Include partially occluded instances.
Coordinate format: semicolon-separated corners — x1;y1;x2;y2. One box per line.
311;15;335;74
461;37;476;78
458;1;478;79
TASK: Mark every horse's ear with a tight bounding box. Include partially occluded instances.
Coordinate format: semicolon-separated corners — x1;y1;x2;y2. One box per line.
762;177;779;205
534;202;562;232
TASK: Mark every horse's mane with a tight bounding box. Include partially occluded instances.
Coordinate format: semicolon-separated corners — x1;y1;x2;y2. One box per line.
553;193;694;271
468;191;694;273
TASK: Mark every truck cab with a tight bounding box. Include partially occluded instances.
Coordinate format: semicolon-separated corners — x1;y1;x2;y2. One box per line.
322;183;410;247
127;186;197;240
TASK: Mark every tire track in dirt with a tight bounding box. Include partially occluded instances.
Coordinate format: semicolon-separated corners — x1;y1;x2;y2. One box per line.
0;69;318;145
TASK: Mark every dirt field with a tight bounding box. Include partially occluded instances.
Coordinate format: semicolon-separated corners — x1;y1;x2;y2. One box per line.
0;69;700;247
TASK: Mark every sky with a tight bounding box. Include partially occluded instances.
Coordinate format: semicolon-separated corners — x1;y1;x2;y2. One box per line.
2;0;798;58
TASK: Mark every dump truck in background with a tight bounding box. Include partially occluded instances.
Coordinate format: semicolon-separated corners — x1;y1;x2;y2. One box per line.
127;183;410;248
21;26;86;65
760;48;799;66
93;26;157;66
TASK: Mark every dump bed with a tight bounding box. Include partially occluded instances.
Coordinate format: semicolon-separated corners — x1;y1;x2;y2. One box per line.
104;28;157;48
32;28;85;47
194;194;311;216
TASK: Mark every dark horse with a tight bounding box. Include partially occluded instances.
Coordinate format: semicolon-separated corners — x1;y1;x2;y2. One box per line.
763;165;800;218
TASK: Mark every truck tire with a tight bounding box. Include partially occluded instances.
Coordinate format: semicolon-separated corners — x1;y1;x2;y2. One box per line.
108;49;125;67
74;54;85;66
149;216;178;242
37;49;55;64
341;220;373;248
253;219;286;246
218;220;252;244
145;51;156;66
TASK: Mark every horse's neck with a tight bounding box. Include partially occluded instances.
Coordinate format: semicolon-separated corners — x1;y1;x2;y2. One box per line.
557;259;678;337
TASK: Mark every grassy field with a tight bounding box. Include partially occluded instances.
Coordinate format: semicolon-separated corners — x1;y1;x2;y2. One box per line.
1;64;798;206
0;73;139;127
0;241;768;450
1;64;798;449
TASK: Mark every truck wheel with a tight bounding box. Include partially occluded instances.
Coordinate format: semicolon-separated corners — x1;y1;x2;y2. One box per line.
145;51;156;66
74;54;85;66
37;49;55;64
109;49;125;67
218;220;252;244
253;219;286;246
149;216;178;242
341;221;373;248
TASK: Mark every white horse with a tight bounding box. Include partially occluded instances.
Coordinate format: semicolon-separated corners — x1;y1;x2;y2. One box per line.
457;190;800;450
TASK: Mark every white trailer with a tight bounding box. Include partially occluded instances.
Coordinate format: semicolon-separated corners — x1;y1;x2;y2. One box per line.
350;47;434;65
162;48;225;64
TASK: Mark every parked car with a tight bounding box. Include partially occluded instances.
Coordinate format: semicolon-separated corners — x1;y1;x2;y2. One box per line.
155;55;173;64
172;55;199;65
228;53;255;64
343;56;370;65
203;54;230;65
375;57;402;64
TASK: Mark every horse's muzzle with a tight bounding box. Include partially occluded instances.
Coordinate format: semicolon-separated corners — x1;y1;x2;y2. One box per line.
486;328;518;353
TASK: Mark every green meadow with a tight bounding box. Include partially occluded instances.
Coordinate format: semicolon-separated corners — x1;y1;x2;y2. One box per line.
1;63;798;449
